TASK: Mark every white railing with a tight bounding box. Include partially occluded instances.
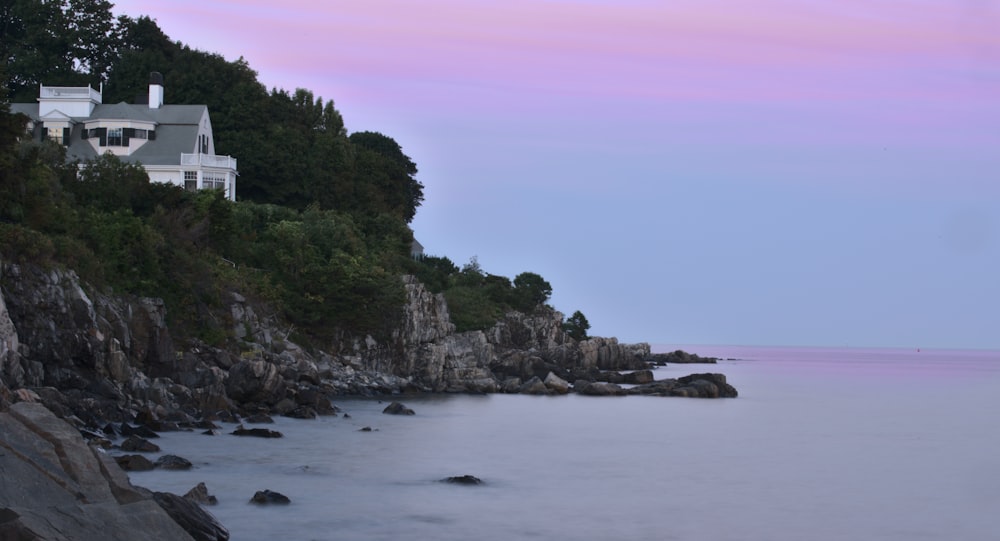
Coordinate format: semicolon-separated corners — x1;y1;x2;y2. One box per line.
180;153;237;170
40;85;102;102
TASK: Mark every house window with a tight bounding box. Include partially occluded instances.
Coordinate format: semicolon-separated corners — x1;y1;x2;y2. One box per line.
184;171;197;191
204;173;226;191
107;128;123;146
132;129;148;140
47;127;62;142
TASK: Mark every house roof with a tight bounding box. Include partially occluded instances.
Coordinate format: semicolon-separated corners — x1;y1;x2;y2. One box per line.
10;101;210;166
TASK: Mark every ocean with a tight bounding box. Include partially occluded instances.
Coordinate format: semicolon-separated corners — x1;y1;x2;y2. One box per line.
127;346;1000;540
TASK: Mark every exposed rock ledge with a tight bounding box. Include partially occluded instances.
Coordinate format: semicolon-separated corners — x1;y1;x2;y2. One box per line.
0;401;223;540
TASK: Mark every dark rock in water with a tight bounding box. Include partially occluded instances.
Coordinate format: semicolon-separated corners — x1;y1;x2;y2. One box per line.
184;482;219;505
441;475;483;485
283;406;317;420
648;350;718;365
623;370;654;384
231;425;283;438
250;489;291;505
518;376;549;395
574;381;627;396
359;426;374;432
674;373;738;398
627;373;738;398
120;435;161;452
115;454;155;471
155;454;193;470
342;413;351;419
154;491;230;540
243;413;274;424
382;401;415;415
121;423;160;438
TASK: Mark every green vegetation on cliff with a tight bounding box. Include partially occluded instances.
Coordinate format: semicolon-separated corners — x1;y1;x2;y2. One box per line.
0;1;586;346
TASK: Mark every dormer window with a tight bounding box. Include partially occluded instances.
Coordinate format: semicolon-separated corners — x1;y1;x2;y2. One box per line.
107;128;123;146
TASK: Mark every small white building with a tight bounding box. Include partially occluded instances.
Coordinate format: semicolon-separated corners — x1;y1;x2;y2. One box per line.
10;72;237;200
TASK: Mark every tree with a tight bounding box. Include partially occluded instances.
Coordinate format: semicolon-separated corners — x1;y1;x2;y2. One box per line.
563;310;591;341
1;0;122;101
512;271;552;311
349;131;424;222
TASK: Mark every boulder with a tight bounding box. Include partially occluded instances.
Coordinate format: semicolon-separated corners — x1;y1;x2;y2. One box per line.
231;425;283;438
183;483;218;505
153;491;230;541
382;401;415;415
249;490;290;505
120;435;161;452
115;454;155;471
623;370;654;384
441;475;483;485
574;381;626;396
518;376;549;395
155;454;194;470
543;372;571;394
225;359;286;405
0;402;197;540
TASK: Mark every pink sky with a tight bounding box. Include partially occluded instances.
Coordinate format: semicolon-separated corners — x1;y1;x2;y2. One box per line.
111;0;1000;349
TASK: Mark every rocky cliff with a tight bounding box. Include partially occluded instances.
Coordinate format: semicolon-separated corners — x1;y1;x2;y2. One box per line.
1;259;732;425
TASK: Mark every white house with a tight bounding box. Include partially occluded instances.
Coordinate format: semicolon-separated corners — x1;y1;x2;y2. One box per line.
10;72;238;201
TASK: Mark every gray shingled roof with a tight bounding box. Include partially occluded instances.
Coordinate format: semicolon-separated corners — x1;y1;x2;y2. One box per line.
9;101;211;166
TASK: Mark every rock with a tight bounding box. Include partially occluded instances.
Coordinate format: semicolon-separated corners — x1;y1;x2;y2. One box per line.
243;413;274;424
183;482;218;505
249;489;290;505
283;406;317;419
115;454;156;471
674;373;738;398
382;401;415;415
155;454;194;470
574;381;627;396
225;359;286;406
518;376;549;395
121;435;161;452
441;475;483;485
649;350;718;365
0;402;197;540
153;491;230;540
623;370;654;384
543;372;571;394
231;425;283;438
121;423;160;438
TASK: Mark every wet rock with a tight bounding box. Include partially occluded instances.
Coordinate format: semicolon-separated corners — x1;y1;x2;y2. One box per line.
154;491;230;540
543;372;571;394
250;489;290;505
441;475;483;485
155;454;193;470
382;401;415;415
574;381;627;396
183;482;218;505
623;370;654;384
518;376;549;395
243;413;274;424
231;424;283;438
115;454;156;471
120;435;161;452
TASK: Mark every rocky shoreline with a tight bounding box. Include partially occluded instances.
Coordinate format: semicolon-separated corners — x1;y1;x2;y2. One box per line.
1;260;735;539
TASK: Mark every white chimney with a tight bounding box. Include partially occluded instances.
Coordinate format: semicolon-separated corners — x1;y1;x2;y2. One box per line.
148;71;164;109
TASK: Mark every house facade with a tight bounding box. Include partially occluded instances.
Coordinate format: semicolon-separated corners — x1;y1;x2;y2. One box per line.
10;72;237;201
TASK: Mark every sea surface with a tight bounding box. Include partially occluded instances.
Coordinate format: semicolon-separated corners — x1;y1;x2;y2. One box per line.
127;346;1000;541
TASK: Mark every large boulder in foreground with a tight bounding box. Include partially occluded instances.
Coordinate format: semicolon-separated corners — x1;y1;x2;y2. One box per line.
0;402;204;540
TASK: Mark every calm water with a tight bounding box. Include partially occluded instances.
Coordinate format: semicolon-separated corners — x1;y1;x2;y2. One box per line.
128;346;1000;541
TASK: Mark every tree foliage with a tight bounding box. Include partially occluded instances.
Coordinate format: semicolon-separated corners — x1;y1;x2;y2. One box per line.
563;310;591;341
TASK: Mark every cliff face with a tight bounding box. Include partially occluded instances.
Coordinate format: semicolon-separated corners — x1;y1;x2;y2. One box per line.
0;260;660;422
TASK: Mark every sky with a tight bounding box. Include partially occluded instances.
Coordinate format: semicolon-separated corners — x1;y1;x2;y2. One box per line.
110;0;1000;350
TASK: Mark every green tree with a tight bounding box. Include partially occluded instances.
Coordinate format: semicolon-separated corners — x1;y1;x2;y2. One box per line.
512;271;552;311
563;310;591;341
1;0;122;101
348;131;423;222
